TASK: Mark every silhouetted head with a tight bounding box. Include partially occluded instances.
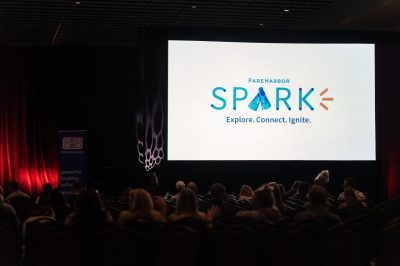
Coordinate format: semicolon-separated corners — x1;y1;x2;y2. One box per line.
210;183;226;201
175;181;185;193
253;187;274;210
176;188;199;216
315;170;330;184
239;185;254;198
187;182;198;193
130;189;154;216
42;183;53;196
308;185;328;206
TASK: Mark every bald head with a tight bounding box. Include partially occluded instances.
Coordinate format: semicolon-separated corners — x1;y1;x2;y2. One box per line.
176;181;185;192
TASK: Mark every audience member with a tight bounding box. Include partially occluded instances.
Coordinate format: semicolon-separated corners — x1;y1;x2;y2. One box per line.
338;187;368;210
312;170;330;191
238;185;254;201
0;186;20;228
6;181;33;223
169;189;208;222
237;186;281;222
337;177;366;202
291;182;310;202
6;180;30;201
172;180;185;199
286;180;301;198
209;183;236;219
35;183;53;206
66;182;84;209
65;189;113;226
295;185;342;225
48;189;71;223
117;189;164;227
187;182;198;194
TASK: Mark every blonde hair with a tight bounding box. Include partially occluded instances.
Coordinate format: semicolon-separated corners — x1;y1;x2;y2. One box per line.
239;185;254;198
315;170;330;183
130;189;154;216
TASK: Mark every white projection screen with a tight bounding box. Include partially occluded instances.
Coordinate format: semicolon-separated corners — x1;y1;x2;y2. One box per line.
167;40;375;161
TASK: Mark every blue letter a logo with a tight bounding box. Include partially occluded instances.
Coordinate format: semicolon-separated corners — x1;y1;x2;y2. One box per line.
248;87;271;111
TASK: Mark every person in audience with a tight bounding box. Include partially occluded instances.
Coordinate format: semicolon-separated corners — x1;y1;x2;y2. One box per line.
337;177;366;202
187;182;198;194
66;182;84;208
268;182;287;213
6;181;33;223
291;182;310;202
238;185;254;201
0;186;19;228
208;183;236;219
35;183;53;206
312;170;330;191
286;180;301;198
6;180;30;201
172;180;185;199
237;186;281;222
338;187;368;210
117;189;165;227
169;188;208;222
65;189;113;226
295;185;342;225
48;189;71;223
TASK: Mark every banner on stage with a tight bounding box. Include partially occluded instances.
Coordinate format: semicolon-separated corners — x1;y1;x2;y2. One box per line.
58;130;88;194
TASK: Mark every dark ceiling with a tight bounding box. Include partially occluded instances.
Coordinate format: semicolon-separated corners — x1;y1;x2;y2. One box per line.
1;0;399;46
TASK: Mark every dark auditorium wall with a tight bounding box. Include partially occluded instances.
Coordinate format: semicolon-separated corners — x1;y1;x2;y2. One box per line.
0;46;149;195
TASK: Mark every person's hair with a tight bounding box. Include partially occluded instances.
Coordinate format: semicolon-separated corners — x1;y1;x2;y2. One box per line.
187;182;198;193
268;182;283;206
298;182;310;195
175;189;199;216
210;183;226;200
308;185;328;205
239;185;254;198
48;189;67;206
0;186;3;204
75;189;105;220
252;187;273;209
175;181;185;192
130;189;154;216
315;170;330;183
344;187;357;200
10;181;20;192
42;183;53;196
291;181;301;191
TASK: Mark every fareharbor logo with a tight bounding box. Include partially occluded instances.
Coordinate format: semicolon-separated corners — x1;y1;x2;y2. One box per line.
211;86;334;111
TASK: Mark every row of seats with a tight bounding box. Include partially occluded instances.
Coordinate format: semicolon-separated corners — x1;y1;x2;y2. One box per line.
1;214;399;266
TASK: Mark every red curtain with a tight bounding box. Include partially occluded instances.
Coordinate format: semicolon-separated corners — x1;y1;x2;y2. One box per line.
0;48;58;194
377;44;400;199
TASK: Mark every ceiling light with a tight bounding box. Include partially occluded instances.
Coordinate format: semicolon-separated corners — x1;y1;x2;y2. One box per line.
259;23;264;26
192;5;197;9
283;9;290;12
75;1;81;5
